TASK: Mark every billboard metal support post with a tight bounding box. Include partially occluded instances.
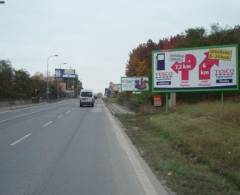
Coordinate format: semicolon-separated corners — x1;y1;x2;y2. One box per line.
165;93;169;112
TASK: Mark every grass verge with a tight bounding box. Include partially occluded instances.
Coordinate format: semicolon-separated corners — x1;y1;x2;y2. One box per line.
116;101;240;195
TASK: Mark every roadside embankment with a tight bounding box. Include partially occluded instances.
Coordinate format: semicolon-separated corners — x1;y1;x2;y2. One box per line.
110;100;240;195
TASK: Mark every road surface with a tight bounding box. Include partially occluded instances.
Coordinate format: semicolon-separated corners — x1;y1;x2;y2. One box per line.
0;99;165;195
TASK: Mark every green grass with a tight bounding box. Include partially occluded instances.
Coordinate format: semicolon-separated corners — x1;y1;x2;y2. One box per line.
116;101;240;195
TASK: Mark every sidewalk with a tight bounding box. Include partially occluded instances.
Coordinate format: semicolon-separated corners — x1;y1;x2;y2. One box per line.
106;102;135;115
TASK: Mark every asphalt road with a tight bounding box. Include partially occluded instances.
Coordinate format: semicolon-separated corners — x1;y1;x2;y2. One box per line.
0;99;165;195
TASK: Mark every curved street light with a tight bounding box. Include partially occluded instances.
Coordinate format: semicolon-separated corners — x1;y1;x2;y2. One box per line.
46;54;58;102
0;1;5;4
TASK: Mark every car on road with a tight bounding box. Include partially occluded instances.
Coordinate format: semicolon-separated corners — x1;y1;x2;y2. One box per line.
79;89;95;107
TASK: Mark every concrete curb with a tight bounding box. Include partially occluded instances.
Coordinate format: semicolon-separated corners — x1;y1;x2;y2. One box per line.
103;101;174;195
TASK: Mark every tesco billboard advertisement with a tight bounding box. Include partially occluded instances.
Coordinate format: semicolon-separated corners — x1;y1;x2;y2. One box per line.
152;45;238;92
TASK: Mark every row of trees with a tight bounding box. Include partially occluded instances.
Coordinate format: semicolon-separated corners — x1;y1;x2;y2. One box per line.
0;60;56;100
126;24;240;77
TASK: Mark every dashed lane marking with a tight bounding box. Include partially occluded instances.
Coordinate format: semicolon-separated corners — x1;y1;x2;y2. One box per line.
10;133;31;146
42;121;53;128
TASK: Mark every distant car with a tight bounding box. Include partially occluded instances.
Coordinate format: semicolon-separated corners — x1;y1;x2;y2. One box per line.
79;89;95;107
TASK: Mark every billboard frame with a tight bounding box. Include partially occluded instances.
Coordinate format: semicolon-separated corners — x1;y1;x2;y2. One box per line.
121;76;150;92
152;44;239;93
55;68;76;79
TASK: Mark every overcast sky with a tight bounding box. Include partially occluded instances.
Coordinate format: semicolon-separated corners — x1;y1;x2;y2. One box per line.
0;0;240;92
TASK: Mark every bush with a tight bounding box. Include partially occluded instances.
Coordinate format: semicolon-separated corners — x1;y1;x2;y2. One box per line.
117;91;157;112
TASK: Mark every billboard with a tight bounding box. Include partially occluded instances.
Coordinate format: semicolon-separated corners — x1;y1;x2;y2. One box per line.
62;69;76;78
152;45;238;92
55;69;76;79
104;88;110;97
55;69;64;78
121;77;149;91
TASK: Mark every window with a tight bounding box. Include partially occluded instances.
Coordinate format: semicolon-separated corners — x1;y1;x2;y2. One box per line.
81;92;92;97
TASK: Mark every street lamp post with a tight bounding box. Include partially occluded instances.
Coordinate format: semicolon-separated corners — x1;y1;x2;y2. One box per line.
46;54;58;102
0;1;5;4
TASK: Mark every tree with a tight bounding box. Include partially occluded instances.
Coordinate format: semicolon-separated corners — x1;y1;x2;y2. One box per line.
31;72;46;99
185;27;206;40
14;69;31;99
0;60;14;100
97;92;103;98
49;81;57;99
126;39;158;76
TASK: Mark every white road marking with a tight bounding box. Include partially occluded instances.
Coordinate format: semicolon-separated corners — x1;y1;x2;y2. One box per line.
0;101;68;124
42;121;53;128
57;114;63;119
0;103;48;115
65;110;71;115
0;106;59;124
10;133;31;146
0;110;43;124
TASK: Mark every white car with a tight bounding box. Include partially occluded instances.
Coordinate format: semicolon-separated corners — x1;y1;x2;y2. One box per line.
79;89;95;107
